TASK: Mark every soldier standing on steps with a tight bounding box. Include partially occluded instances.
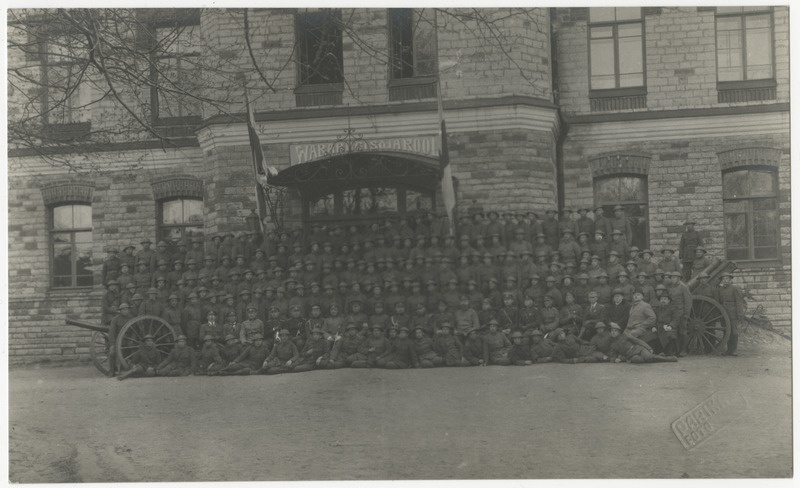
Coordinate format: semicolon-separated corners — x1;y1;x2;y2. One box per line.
679;221;703;282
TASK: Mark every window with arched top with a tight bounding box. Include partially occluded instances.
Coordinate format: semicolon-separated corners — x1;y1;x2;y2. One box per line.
50;203;93;288
723;167;779;261
157;197;204;246
593;174;649;249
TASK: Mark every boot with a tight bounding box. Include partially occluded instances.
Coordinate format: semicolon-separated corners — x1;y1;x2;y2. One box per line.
676;336;687;357
726;333;739;356
117;368;136;381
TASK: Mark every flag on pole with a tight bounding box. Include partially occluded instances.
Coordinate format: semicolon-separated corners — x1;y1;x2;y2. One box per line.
246;93;269;235
437;85;456;236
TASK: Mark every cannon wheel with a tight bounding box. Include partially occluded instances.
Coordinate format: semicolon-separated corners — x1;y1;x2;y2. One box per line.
116;315;178;370
90;331;111;376
686;296;731;355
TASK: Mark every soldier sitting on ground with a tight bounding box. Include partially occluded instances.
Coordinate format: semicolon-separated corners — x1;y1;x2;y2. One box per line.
117;334;161;380
156;334;196;376
608;322;678;364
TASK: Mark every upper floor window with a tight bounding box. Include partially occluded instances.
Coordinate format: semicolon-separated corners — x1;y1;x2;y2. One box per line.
50;203;93;288
158;198;204;248
588;8;644;91
151;24;202;120
296;10;344;86
723;168;779;261
38;34;90;127
388;9;437;80
716;7;774;82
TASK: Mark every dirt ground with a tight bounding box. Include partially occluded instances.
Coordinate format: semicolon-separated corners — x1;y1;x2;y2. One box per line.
9;327;792;482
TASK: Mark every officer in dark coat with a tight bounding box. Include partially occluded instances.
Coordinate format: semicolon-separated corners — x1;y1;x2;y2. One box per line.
678;221;703;282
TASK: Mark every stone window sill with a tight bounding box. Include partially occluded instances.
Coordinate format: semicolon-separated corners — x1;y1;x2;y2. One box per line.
718;79;777;103
589;87;647;112
295;83;344;107
388;77;438;101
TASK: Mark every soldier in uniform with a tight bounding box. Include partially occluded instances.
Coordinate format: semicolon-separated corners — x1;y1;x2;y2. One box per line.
592;205;613;239
319;321;363;369
239;305;264;345
609;205;632;245
102;280;121;325
589;322;613;356
541;209;560;249
653;294;679;355
156;334;196;376
482;318;512;365
461;328;485;366
136;238;156;272
376;326;418;369
679;221;703;282
350;324;390;368
117;334;161;380
667;271;693;357
264;329;301;374
107;302;133;377
292;327;330;372
691;247;712;279
508;331;534;365
102;247;121;286
608;322;678;363
529;329;556;363
718;271;745;356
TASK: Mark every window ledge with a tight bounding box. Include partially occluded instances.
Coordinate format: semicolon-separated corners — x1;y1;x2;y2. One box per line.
41;121;92;142
729;259;783;270
295;83;344;107
718;79;777;103
589;87;647;112
389;77;438;102
47;286;98;297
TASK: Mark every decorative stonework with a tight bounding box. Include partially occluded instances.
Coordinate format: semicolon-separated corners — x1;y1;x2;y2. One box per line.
717;147;782;171
589;153;651;177
150;175;204;201
40;180;95;206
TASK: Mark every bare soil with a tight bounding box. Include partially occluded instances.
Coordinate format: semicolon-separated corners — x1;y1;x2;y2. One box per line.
9;326;792;481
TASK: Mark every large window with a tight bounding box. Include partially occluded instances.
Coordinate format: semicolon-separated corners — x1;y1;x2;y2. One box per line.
593;175;649;249
50;204;93;288
588;8;644;91
151;24;202;120
296;10;344;86
388;9;437;80
158;198;204;247
723;168;779;261
716;7;774;82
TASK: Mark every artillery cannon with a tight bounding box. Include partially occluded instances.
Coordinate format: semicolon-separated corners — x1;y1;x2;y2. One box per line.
66;315;178;375
683;257;738;355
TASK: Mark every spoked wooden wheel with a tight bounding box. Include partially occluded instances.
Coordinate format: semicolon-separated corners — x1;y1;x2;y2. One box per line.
116;315;178;370
90;331;112;376
686;296;731;355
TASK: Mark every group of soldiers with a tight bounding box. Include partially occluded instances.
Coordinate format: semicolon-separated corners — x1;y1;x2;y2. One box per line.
102;207;746;380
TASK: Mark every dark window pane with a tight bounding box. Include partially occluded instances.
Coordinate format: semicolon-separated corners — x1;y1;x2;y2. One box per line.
752;198;777;211
754;247;778;259
184;226;204;239
53;243;73;277
406;190;432;215
297;10;344;85
310;194;334;216
342;189;360;215
365;187;398;214
723;171;748;198
726;248;749;261
749;171;776;196
724;212;748;248
594;177;620;204
619;177;646;202
753;209;777;243
162;227;183;245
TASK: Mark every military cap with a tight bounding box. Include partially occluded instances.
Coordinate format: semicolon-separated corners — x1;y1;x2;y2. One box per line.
618;271;628;278
660;248;674;254
440;321;453;329
561;274;573;282
278;329;290;336
608;250;620;257
594;322;607;329
564;261;576;269
625;260;639;267
505;275;517;282
608;322;622;331
612;205;624;211
143;334;154;341
587;291;598;298
696;247;707;253
371;323;384;331
577;273;590;280
228;269;241;276
641;249;653;256
597;272;609;278
290;305;301;311
590;254;601;261
550;327;565;338
545;209;556;215
697;272;709;279
245;304;257;312
653;270;665;276
131;293;144;301
543;294;554;302
295;283;306;289
175;334;187;341
187;292;198;299
545;276;557;283
659;294;672;301
345;322;359;331
168;293;179;301
250;333;264;341
719;271;734;279
238;289;252;296
611;229;623;236
510;331;523;339
612;288;624;296
123;243;136;252
488;318;500;326
107;279;120;287
636;271;649;278
107;246;121;254
530;329;543;336
141;238;153;244
222;294;234;301
549;261;564;269
397;326;410;334
310;327;324;336
202;334;215;342
118;302;131;310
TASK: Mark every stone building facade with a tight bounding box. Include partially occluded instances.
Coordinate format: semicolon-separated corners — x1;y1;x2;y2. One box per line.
7;7;790;363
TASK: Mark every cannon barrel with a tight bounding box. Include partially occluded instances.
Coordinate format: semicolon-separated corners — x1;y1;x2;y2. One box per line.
686;257;723;291
66;317;109;333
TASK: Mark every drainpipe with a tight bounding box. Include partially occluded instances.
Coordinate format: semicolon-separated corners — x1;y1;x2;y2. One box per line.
550;8;569;212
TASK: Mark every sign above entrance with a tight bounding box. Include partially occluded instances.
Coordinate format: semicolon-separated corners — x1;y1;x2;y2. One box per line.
290;136;438;165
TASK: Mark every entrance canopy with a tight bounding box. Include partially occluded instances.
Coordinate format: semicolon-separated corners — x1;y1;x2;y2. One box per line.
270;151;442;197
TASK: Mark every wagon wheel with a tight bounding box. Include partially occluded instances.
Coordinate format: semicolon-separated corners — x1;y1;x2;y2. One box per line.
686;296;731;355
116;315;178;370
90;331;111;376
